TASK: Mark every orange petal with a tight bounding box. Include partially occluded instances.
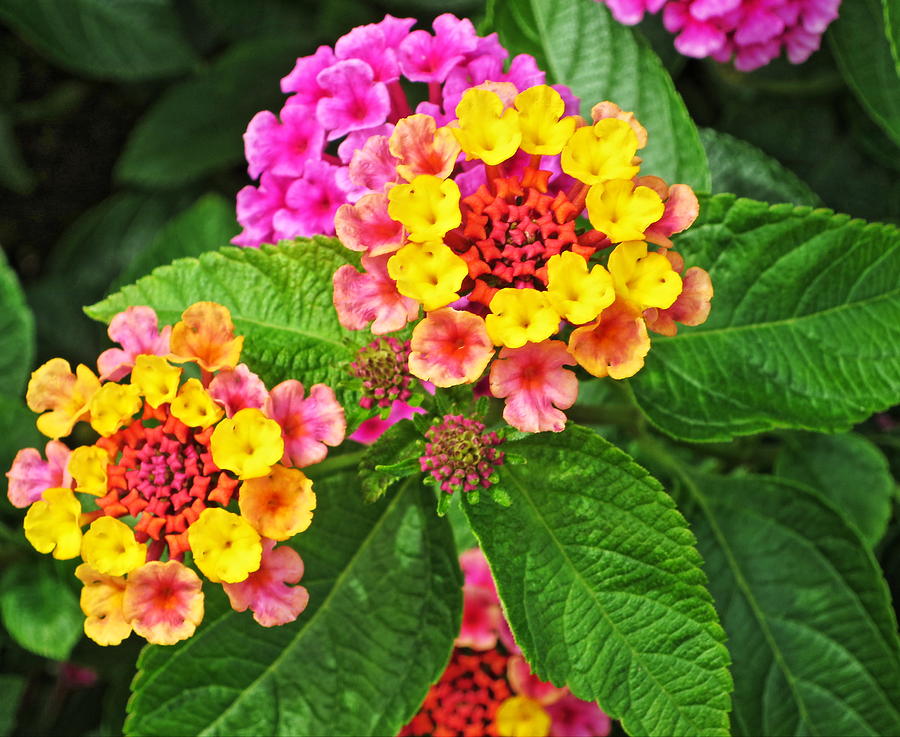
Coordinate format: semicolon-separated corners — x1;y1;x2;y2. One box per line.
169;302;243;372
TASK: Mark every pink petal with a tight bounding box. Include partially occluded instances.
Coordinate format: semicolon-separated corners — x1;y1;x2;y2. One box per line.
547;694;612;737
335;23;401;83
349;399;426;445
347;135;400;191
97;306;171;381
456;584;502;650
6;441;72;508
208;364;269;417
223;539;309;627
490;340;578;433
276;160;348;239
332;254;419;334
315;60;391;140
508;655;568;705
232;172;291;248
281;46;335;107
265;381;346;468
335;193;404;256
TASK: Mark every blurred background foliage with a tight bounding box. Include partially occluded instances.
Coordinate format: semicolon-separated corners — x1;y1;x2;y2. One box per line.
0;0;897;735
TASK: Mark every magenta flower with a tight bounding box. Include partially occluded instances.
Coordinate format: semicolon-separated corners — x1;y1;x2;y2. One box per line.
235;13;569;247
599;0;842;71
96;306;171;381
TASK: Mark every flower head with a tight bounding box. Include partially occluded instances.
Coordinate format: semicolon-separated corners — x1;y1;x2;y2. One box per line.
329;79;711;433
9;302;342;646
420;415;505;495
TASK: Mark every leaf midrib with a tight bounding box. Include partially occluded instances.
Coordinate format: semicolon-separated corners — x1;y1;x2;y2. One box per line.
502;459;728;736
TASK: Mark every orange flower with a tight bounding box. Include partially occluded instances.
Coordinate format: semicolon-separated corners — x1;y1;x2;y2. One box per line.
122;561;204;646
568;298;651;379
239;464;317;541
169;302;243;372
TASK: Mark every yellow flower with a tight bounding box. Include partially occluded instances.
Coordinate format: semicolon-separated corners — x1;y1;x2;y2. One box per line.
387;175;462;242
514;85;577;156
89;382;142;437
485;289;560;348
23;487;82;560
131;354;181;408
75;564;132;647
560;118;639;185
170;378;224;429
546;251;615;325
495;696;551;737
239;465;317;541
209;408;284;479
585;179;665;243
387;241;468;311
81;517;146;576
68;445;109;496
608;241;682;310
452;88;521;165
188;508;262;583
26;359;100;439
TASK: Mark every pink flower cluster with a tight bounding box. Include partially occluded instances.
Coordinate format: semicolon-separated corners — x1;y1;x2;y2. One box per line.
601;0;841;70
235;13;567;247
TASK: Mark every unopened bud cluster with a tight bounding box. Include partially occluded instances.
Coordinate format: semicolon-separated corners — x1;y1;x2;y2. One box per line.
350;337;414;410
420;415;504;494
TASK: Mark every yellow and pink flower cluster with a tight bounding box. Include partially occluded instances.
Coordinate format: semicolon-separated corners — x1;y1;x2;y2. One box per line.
332;84;713;432
7;302;345;646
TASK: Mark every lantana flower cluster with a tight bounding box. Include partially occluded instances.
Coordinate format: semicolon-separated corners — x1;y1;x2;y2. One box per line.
600;0;841;71
234;13;571;248
7;302;345;646
401;548;611;737
332;82;712;433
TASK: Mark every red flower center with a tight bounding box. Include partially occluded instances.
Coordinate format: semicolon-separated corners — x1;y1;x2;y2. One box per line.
94;404;238;559
446;168;606;307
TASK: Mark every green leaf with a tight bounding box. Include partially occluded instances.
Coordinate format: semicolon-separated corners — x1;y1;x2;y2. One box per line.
86;238;370;428
0;112;35;195
465;425;732;737
114;193;237;288
699;128;821;207
488;0;710;190
359;420;423;504
0;558;82;661
884;0;900;74
0;248;34;397
628;194;900;442
683;471;900;736
115;38;301;188
775;432;895;547
125;471;461;737
0;0;197;81
830;0;900;146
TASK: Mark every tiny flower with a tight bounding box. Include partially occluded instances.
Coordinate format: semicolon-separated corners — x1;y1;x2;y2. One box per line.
209;408;284;479
278;160;349;238
68;445;109;496
89;382;142;437
23;487;83;560
26;359;101;439
485;288;560;349
644;252;714;336
495;696;552;737
398;14;478;83
233;172;291;248
239;465;316;541
560;118;639;184
387;175;462;242
81;517;146;576
568;297;651;379
75;564;132;647
389;114;461;181
452;87;521;165
585;179;666;243
222;538;310;627
419;415;505;494
591;100;648;148
639;178;699;247
169;302;244;373
489;340;578;433
315;59;391;139
130;354;182;408
96;306;172;382
122;560;204;646
188;507;262;583
347;134;400;192
350;337;415;409
6;440;71;508
208;363;269;417
387;241;468;311
170;378;224;429
514;85;577;156
265;381;346;468
607;240;682;309
545;251;615;325
333;254;420;334
244;106;325;179
546;693;612;737
408;308;494;387
335;193;405;256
